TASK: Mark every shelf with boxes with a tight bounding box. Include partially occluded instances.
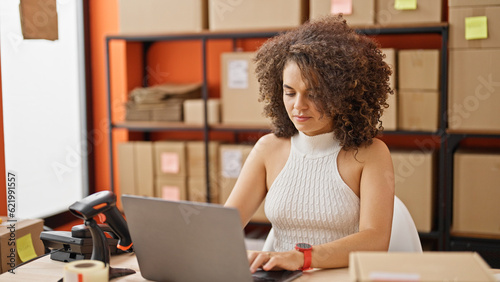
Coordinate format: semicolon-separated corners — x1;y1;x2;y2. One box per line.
105;22;450;246
441;0;500;267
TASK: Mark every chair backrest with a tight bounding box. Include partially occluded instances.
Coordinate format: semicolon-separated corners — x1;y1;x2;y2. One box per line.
262;196;422;252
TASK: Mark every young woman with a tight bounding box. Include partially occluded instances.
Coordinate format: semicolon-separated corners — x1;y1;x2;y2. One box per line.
224;15;395;272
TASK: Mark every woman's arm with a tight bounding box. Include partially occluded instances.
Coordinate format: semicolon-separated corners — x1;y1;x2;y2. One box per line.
224;134;274;227
249;138;395;272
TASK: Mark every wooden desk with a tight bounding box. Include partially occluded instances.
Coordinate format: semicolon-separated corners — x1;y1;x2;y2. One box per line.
0;253;350;281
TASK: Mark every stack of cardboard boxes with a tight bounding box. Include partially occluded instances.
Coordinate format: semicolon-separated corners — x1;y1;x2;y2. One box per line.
448;0;500;238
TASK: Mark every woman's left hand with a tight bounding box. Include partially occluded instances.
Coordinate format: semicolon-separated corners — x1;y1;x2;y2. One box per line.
247;250;304;273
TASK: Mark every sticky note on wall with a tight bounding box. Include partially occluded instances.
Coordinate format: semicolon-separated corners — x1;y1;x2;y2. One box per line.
331;0;352;15
465;16;488;40
394;0;417;10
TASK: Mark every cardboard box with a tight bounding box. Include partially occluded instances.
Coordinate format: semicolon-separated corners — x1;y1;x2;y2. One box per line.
119;0;207;34
391;150;435;232
449;0;500;49
453;150;500;237
309;0;375;26
186;141;220;178
376;0;442;25
183;99;220;125
118;142;155;198
0;218;44;273
154;141;187;177
221;52;270;127
398;49;440;91
219;144;268;222
448;49;500;131
380;48;397;131
398;90;439;132
155;176;187;201
187;177;220;204
349;252;496;281
208;0;306;31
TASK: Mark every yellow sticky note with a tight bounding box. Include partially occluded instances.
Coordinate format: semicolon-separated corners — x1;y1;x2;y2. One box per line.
17;233;38;262
465;16;488;40
394;0;417;10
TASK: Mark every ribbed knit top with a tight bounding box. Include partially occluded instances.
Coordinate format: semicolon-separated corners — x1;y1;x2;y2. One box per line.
265;131;360;252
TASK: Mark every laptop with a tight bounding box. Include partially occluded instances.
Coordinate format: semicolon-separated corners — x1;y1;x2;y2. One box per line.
122;195;302;282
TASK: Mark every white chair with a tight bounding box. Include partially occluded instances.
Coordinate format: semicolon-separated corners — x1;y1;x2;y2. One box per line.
262;196;422;252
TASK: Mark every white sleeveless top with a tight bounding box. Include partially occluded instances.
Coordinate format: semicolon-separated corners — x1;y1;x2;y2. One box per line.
265;131;360;252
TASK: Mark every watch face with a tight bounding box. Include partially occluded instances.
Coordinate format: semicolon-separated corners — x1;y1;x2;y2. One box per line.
296;243;312;249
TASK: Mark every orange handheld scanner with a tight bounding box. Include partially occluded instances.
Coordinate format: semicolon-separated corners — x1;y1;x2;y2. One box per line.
69;191;133;252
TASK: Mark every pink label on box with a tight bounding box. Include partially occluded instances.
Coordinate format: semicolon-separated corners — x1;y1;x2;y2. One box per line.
331;0;352;15
162;186;180;201
161;152;180;174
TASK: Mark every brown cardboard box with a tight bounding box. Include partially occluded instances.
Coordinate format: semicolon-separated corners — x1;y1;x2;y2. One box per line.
398;90;439;132
118;142;155;198
398;49;440;91
183;99;220;125
449;0;500;49
219;144;269;223
154;141;187;177
208;0;306;31
453;150;500;237
186;141;220;178
119;0;208;34
376;0;442;25
380;48;397;131
187;177;220;203
349;252;496;281
391;150;435;232
309;0;375;26
448;49;500;131
221;52;270;127
155;176;187;201
0;218;44;273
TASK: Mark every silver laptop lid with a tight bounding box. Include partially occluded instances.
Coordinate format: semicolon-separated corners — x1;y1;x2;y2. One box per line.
122;195;253;282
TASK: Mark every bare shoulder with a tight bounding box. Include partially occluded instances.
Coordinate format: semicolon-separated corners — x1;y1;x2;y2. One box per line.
253;133;290;155
353;138;391;163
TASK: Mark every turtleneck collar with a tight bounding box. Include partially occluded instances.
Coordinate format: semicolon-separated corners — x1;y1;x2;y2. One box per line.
291;131;342;158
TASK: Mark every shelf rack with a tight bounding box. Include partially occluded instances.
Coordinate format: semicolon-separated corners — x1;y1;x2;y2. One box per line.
105;23;450;249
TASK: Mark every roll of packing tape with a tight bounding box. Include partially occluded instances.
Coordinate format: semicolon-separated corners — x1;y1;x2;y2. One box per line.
63;259;109;282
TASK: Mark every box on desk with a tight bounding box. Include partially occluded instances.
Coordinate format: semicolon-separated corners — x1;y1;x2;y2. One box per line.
376;0;442;25
119;0;207;34
309;0;375;26
448;49;500;131
0;217;44;274
391;150;436;233
208;0;307;31
453;150;500;237
349;252;496;281
221;52;270;127
449;0;500;49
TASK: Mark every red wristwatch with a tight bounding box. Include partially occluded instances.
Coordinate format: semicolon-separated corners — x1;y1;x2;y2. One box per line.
295;243;313;271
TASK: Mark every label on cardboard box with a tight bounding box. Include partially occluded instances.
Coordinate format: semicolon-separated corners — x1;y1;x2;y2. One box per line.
222;150;243;178
17;233;37;262
227;60;249;89
161;186;181;201
161;152;180;174
465;16;489;40
331;0;352;15
394;0;417;10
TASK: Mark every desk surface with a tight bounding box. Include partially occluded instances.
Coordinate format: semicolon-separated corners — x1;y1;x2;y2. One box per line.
0;253;350;281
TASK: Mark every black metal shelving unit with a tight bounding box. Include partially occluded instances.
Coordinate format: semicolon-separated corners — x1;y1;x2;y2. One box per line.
105;23;450;249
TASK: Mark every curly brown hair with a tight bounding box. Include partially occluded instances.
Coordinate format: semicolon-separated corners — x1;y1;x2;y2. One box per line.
254;15;393;150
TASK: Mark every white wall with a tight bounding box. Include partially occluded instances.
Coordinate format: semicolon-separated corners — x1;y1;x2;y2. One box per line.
0;0;88;218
